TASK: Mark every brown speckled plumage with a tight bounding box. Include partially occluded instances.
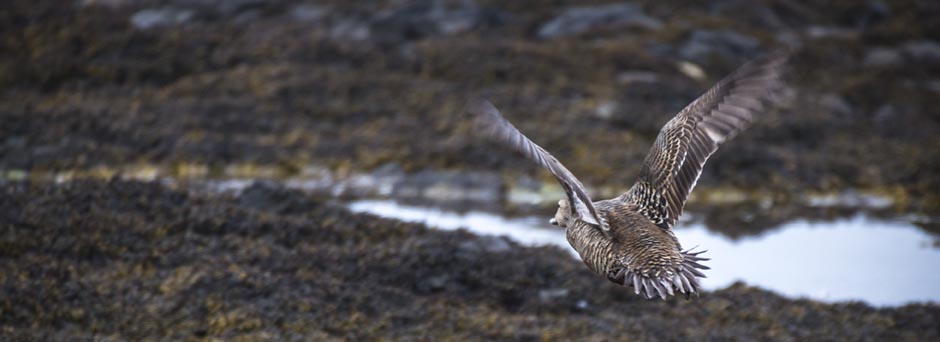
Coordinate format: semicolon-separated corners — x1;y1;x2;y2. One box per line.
465;51;788;299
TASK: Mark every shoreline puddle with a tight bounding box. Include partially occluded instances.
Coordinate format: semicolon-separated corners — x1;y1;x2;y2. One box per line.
348;199;940;307
6;170;936;306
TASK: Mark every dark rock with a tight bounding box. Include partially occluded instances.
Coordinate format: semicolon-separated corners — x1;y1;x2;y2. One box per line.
458;235;512;256
537;3;662;39
679;29;761;65
710;1;784;30
238;180;318;214
866;0;891;17
370;0;489;43
858;0;891;28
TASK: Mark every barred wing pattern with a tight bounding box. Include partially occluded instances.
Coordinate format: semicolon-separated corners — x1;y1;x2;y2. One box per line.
465;99;610;236
625;52;789;229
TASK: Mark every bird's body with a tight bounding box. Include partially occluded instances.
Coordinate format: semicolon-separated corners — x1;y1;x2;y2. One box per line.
561;197;704;299
465;51;788;299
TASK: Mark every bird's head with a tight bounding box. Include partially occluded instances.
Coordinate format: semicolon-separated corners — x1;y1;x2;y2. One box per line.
549;199;572;228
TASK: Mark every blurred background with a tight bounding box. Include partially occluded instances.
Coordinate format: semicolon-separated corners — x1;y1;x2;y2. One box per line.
2;0;940;340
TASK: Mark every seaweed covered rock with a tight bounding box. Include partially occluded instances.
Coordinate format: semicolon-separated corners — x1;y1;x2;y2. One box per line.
2;0;940;213
1;180;938;340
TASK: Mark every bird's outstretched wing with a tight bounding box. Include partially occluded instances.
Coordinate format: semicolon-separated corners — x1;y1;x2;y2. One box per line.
623;51;789;229
465;99;610;236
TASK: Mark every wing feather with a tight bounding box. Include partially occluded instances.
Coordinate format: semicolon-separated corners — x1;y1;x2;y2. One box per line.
464;99;611;235
624;51;789;229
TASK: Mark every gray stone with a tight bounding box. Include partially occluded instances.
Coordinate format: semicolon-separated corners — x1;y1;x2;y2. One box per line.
819;93;853;116
872;104;896;123
332;163;404;197
183;0;267;17
289;4;327;22
863;47;902;67
537;3;662;39
3;136;26;149
806;190;893;209
927;80;940;94
644;42;674;57
130;8;194;29
903;40;940;63
805;26;858;40
331;20;371;41
392;169;502;204
679;29;760;65
594;100;617;120
538;288;569;301
506;174;547;206
616;71;660;84
416;274;449;292
774;31;802;48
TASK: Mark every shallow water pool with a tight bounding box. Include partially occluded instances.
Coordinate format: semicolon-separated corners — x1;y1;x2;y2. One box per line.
348;199;940;307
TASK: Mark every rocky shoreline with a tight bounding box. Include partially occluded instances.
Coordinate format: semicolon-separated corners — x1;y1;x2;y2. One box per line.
3;0;940;213
2;180;938;340
2;0;939;340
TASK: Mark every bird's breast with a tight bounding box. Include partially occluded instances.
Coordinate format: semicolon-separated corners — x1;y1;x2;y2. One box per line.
566;221;617;275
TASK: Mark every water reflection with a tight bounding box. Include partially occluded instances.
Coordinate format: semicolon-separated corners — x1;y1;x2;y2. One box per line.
348;199;940;307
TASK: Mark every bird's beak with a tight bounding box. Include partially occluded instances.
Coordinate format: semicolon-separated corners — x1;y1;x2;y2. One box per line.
549;218;557;225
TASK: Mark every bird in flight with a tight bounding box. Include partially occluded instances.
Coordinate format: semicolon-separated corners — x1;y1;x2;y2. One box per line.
464;51;789;299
